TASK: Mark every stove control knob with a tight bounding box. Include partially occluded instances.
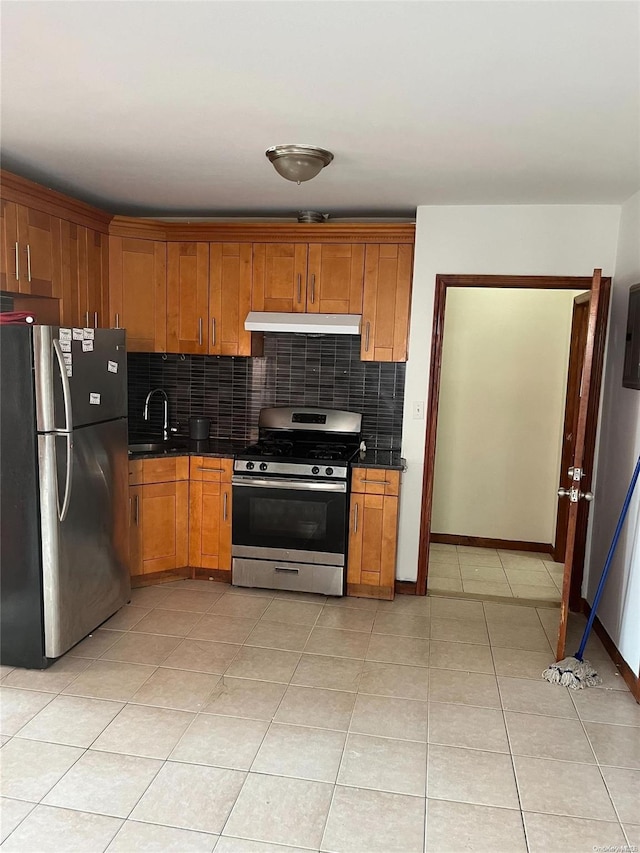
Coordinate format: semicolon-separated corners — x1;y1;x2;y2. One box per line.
259;462;268;472
311;466;320;475
246;461;254;470
326;467;334;476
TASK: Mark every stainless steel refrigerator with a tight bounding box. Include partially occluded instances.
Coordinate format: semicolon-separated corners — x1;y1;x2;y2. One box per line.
1;324;130;668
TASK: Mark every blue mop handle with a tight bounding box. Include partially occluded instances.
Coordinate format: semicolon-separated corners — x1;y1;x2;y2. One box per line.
576;454;640;661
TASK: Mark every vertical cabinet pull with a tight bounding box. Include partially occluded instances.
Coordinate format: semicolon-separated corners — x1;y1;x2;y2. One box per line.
353;501;359;534
94;311;98;329
297;273;302;304
211;317;216;346
223;491;228;522
26;244;32;282
310;273;316;304
14;242;19;280
134;494;139;526
364;321;371;352
85;312;90;327
115;313;120;329
198;317;203;346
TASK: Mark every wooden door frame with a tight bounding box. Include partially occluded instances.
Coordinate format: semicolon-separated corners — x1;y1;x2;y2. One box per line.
416;273;611;597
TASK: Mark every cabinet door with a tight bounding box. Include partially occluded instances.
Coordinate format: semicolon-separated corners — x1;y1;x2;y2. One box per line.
252;243;307;313
347;493;398;600
209;243;252;355
129;485;143;577
85;229;108;328
189;479;232;570
140;481;188;574
0;200;19;292
167;242;209;353
109;237;166;352
307;244;364;314
16;205;62;298
361;244;413;362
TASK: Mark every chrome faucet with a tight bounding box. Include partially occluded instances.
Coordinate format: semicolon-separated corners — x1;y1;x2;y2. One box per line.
143;389;169;441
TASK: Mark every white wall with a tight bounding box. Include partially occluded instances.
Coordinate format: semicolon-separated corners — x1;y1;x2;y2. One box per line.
432;287;579;544
397;205;621;581
584;191;640;674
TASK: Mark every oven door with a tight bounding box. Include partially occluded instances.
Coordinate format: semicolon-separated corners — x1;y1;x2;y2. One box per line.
232;476;347;566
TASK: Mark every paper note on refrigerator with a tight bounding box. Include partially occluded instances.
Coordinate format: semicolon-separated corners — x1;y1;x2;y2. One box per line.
59;328;72;341
72;328;84;340
82;339;94;352
83;328;95;340
59;340;71;353
107;360;118;373
89;393;101;405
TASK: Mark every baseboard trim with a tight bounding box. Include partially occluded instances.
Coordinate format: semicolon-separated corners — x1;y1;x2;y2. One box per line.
130;567;189;588
395;580;417;595
580;598;640;703
193;567;232;583
347;583;394;601
431;533;554;555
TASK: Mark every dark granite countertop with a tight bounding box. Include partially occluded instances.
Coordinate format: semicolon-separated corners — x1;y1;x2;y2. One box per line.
352;449;406;471
129;438;406;471
128;437;246;460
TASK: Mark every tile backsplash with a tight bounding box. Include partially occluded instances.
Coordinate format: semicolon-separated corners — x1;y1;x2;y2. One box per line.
128;334;405;448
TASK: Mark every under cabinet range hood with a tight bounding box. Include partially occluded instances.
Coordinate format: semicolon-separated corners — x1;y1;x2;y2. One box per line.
245;312;361;335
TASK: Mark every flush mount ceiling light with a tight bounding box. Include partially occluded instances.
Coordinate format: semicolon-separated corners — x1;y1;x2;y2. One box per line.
265;144;334;184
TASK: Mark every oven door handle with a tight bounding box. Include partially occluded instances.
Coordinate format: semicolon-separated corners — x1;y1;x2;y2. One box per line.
232;476;347;493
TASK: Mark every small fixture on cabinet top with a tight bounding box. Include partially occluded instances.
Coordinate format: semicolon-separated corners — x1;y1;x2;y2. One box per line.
265;144;333;184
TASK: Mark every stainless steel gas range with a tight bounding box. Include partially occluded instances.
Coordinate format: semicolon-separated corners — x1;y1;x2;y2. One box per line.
231;407;362;596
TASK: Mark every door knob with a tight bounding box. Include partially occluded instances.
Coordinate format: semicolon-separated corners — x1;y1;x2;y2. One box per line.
580;491;594;501
558;488;571;498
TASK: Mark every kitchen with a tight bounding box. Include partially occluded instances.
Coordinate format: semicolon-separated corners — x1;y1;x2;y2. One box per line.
1;2;639;851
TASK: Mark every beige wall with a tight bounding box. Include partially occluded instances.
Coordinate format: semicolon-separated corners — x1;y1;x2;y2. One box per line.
430;288;581;544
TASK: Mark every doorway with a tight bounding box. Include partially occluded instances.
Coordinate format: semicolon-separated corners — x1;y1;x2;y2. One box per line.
416;273;611;629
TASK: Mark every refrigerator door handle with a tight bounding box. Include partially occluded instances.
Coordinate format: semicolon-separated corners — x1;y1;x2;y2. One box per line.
52;339;73;433
58;434;74;522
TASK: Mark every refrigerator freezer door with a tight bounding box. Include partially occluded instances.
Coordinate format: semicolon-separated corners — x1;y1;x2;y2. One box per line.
34;326;127;431
39;417;130;659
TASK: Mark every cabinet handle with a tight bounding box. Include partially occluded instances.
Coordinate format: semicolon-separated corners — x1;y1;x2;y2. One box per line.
115;313;120;329
223;491;228;521
353;501;359;533
365;321;371;352
26;244;32;282
275;566;299;574
134;494;139;526
14;242;19;280
197;466;224;473
211;317;216;346
94;311;98;328
297;273;302;304
360;478;391;486
85;311;90;327
198;317;203;346
310;273;316;304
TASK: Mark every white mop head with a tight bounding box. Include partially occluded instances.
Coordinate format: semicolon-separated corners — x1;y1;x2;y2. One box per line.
542;657;602;689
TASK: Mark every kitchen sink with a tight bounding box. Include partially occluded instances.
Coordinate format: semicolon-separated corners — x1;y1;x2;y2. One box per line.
128;441;187;454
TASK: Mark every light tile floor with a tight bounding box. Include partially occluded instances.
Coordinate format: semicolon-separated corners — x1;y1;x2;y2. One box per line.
1;581;638;852
429;544;564;602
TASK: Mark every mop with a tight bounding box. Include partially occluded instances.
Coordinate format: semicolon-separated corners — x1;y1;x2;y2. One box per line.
543;455;640;689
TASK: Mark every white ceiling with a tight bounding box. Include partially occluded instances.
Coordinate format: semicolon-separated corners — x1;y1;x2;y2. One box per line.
2;1;638;216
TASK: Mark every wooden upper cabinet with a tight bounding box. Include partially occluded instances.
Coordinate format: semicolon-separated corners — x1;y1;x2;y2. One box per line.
0;202;61;297
252;243;308;313
109;236;167;352
307;244;364;314
61;224;108;328
0;200;19;291
209;243;253;356
361;244;413;362
166;242;209;354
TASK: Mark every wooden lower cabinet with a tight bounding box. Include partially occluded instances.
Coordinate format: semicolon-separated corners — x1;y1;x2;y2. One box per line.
347;468;401;600
128;457;189;577
189;457;233;572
